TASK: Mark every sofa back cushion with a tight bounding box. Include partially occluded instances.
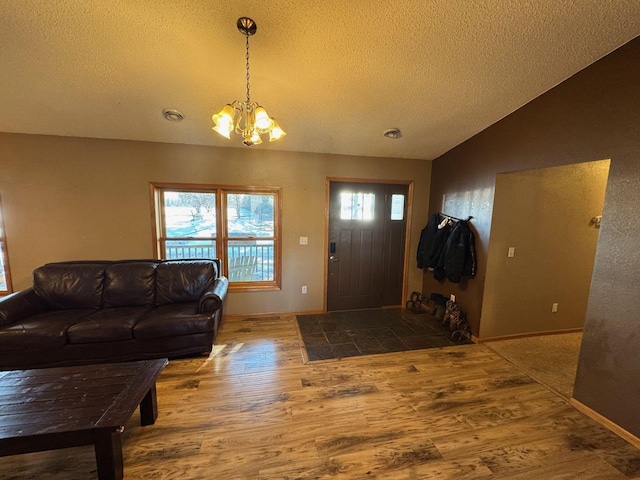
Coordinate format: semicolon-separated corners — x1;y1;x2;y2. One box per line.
103;262;157;307
155;260;217;305
33;263;107;310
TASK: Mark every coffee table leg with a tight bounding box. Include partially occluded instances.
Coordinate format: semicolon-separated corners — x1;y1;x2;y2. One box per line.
93;428;124;480
140;383;158;426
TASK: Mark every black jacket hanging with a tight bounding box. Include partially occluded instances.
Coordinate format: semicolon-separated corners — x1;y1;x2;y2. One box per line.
417;213;452;269
441;220;477;283
417;214;477;283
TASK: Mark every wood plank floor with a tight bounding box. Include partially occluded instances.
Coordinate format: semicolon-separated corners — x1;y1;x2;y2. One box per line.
2;314;640;479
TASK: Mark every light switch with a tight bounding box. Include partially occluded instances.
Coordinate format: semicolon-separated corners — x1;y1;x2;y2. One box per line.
508;247;515;258
299;236;308;245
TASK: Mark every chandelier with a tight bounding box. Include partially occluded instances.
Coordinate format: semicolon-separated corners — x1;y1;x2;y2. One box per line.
212;17;286;146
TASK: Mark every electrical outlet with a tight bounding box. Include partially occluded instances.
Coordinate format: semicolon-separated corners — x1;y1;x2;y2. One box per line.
552;303;558;313
301;286;307;294
508;247;515;258
299;236;308;245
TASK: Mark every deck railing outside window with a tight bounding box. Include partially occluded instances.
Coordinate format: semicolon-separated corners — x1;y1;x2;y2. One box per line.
165;240;216;261
165;240;274;281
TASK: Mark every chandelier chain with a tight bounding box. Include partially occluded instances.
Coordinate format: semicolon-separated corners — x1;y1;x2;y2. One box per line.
245;32;251;103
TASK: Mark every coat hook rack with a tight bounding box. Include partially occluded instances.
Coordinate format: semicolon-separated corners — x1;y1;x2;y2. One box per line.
440;213;473;222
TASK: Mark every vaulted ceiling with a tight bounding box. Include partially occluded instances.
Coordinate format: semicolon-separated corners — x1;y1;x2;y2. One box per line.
1;1;639;160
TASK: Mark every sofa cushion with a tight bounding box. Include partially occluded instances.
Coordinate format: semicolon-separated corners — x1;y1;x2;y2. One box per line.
0;309;94;351
67;307;152;344
33;263;107;310
103;262;157;307
134;303;214;340
155;260;216;305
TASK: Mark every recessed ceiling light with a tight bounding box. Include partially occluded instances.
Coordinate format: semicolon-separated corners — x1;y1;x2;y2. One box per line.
162;109;184;122
383;128;401;139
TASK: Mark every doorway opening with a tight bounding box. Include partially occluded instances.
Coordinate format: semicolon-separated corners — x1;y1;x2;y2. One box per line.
480;159;610;398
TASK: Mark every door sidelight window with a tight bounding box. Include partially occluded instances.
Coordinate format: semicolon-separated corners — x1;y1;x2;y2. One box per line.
390;194;405;220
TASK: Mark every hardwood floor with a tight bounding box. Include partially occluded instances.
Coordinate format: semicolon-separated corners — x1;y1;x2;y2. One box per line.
2;314;640;479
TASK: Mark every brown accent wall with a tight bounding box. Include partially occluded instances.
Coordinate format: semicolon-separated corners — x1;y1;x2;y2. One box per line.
423;37;640;436
0;134;431;315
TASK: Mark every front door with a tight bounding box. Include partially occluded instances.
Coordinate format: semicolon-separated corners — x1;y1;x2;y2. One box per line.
327;181;409;311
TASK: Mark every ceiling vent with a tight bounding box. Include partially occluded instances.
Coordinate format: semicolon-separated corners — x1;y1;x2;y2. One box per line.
383;128;401;139
163;109;184;122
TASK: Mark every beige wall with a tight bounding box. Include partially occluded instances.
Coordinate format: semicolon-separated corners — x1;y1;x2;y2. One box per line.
0;132;431;314
480;160;610;339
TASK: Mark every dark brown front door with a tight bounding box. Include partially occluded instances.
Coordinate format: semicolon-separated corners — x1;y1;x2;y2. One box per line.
327;181;408;311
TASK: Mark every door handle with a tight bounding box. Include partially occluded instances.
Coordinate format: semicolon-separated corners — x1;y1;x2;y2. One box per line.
329;255;339;262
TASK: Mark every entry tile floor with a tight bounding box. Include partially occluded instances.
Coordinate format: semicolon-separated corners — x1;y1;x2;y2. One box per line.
296;308;472;361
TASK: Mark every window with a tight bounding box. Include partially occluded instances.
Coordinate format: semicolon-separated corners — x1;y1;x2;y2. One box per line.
390;194;405;220
340;192;375;220
151;184;281;291
0;195;12;295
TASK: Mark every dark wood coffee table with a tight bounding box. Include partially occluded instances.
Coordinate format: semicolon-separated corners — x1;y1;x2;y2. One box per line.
0;358;167;480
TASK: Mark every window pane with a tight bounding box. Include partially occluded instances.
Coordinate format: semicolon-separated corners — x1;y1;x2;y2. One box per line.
390;194;405;220
165;239;216;260
164;191;216;238
340;192;375;220
0;241;7;291
227;193;274;238
0;196;9;294
228;240;274;282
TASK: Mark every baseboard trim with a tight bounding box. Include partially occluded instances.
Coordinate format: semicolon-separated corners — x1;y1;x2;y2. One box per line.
223;309;324;320
570;398;640;450
476;328;583;343
224;306;415;320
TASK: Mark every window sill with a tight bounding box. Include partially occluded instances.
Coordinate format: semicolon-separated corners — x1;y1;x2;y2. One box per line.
228;282;281;293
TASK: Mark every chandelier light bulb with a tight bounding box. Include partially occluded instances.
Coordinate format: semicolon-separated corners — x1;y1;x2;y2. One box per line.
243;130;263;147
254;107;272;130
212;104;235;138
269;120;286;142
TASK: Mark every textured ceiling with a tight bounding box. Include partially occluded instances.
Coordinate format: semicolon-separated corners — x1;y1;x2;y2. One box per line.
1;1;639;160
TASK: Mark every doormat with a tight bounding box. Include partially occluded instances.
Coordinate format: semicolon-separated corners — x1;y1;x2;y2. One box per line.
296;308;472;362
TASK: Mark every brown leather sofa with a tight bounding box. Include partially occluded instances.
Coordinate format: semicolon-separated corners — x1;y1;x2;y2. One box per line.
0;259;228;370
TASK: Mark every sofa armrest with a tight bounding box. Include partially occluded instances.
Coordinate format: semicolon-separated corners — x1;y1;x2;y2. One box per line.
0;288;47;327
198;276;229;314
